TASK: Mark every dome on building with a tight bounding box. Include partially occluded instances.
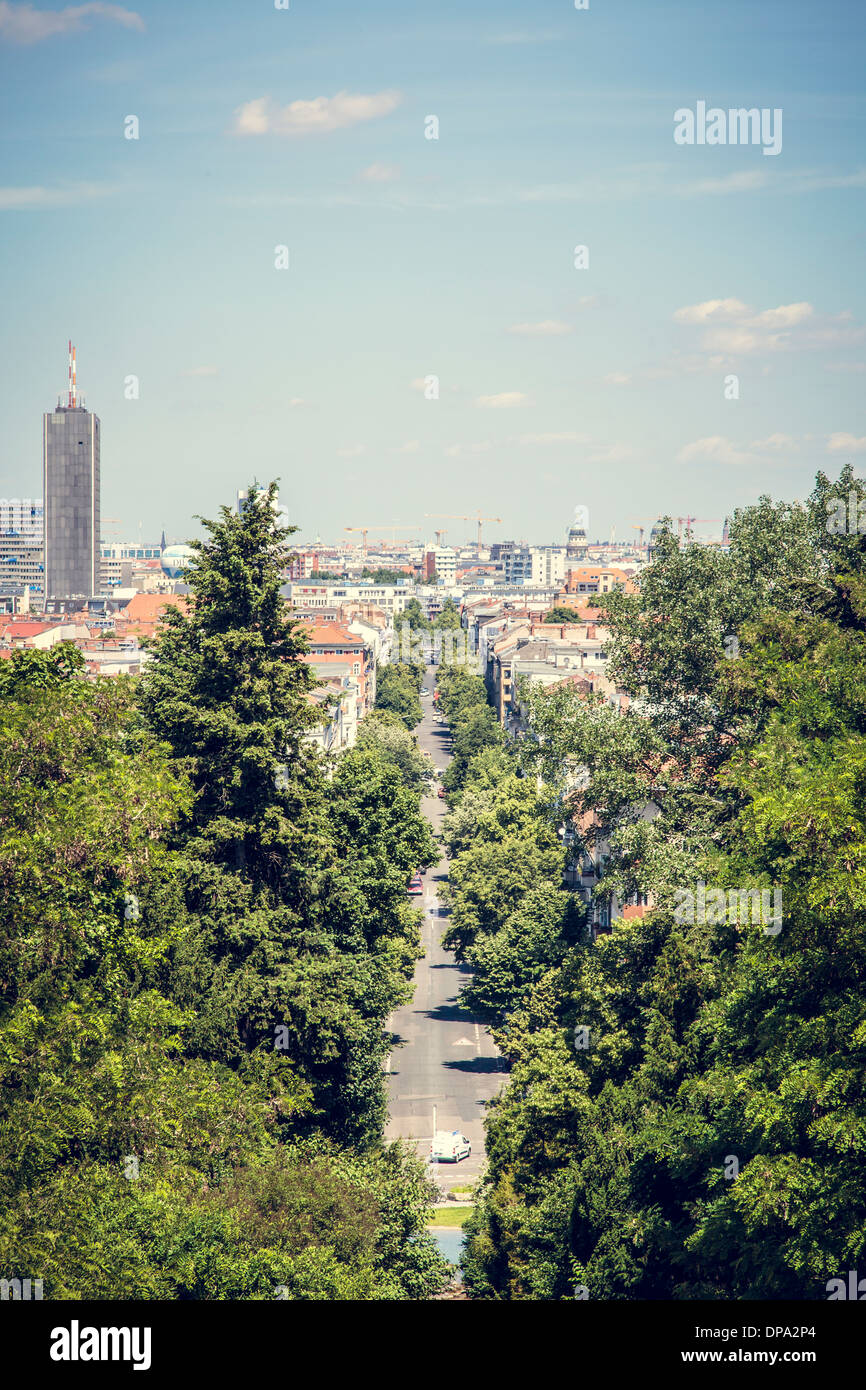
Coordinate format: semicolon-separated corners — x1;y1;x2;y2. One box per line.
566;524;588;559
160;544;196;579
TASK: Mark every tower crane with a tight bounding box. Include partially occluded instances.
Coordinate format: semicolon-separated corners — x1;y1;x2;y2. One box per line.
678;516;721;540
344;523;421;555
424;511;502;549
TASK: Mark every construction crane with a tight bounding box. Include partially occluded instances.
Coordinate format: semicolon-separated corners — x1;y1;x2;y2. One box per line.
344;523;420;555
433;529;447;546
629;517;662;549
678;516;721;540
425;511;503;549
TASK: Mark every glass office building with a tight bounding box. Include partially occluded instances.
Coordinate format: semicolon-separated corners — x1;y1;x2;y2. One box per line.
43;404;101;599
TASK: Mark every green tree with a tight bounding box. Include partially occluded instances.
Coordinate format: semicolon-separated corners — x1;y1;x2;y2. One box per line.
543;605;584;624
433;598;462;630
375;662;424;729
355;711;432;794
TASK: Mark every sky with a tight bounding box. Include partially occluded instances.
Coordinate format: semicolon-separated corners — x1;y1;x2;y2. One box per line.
0;0;864;549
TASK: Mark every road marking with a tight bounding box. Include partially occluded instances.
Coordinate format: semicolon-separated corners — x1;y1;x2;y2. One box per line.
452;1036;474;1046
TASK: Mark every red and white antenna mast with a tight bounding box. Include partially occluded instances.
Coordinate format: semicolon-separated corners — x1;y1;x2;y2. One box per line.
67;339;76;407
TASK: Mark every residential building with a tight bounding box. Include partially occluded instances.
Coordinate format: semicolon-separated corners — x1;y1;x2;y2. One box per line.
298;620;375;714
0;497;44;596
530;545;567;587
284;580;414;618
432;546;457;585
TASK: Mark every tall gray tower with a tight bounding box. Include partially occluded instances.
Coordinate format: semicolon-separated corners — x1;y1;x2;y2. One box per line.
43;342;101;599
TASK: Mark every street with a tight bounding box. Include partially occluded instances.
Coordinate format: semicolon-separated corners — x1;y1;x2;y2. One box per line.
385;667;506;1193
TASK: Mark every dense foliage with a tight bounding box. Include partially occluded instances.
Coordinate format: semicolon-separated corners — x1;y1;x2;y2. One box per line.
374;659;425;729
0;484;446;1300
459;467;866;1300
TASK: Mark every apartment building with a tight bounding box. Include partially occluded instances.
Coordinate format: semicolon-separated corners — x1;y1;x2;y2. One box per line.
284;580;414;618
0;498;44;597
298;620;376;715
563;565;636;596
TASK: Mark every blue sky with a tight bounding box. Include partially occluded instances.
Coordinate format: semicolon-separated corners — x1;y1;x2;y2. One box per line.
0;0;864;547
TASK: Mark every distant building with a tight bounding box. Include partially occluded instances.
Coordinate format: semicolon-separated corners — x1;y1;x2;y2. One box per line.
502;547;533;584
433;546;457;585
43;344;101;599
566;521;589;561
530;545;567;587
0;497;44;596
100;540;164;591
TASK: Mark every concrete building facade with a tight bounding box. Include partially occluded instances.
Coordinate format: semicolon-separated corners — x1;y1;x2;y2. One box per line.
43;403;100;599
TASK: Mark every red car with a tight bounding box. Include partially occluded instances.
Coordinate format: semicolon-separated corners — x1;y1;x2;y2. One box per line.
437;787;446;799
408;873;424;895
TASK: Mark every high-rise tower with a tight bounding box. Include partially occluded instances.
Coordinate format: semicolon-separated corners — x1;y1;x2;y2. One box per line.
43;342;101;599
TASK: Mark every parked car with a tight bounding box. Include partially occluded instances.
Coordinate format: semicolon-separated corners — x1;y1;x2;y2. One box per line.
431;1131;471;1163
408;873;424;895
437;786;446;799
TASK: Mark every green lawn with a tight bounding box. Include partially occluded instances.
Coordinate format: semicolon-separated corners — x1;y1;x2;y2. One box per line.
428;1206;474;1228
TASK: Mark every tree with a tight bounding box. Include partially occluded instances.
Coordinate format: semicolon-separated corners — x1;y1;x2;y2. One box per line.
444;704;502;793
433;598;462;630
355;711;432;794
137;483;417;1146
0;552;450;1301
361;567;409;585
398;598;431;634
460;473;866;1300
375;662;424;729
543;605;584;624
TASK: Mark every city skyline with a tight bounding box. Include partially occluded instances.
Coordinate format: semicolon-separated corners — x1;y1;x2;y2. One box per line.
1;0;864;546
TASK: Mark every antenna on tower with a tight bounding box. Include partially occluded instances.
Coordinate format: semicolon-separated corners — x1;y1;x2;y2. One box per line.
66;340;79;408
68;340;73;408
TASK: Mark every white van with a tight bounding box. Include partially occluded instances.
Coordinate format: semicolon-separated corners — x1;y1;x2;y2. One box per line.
431;1130;471;1163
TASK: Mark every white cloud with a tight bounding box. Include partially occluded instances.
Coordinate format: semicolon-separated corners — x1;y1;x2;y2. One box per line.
680;434;802;468
750;433;797;451
506;320;571;336
674;298;863;356
475;391;533;408
827;432;866;454
0;1;143;42
233;90;402;137
677;436;759;468
673;299;751;326
288;397;307;408
0;181;111;209
336;444;366;458
603;371;632;386
182;366;219;377
391;440;419;454
359;162;401;182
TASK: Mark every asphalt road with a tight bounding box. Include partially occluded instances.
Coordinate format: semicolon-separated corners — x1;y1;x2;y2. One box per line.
385;667;506;1193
